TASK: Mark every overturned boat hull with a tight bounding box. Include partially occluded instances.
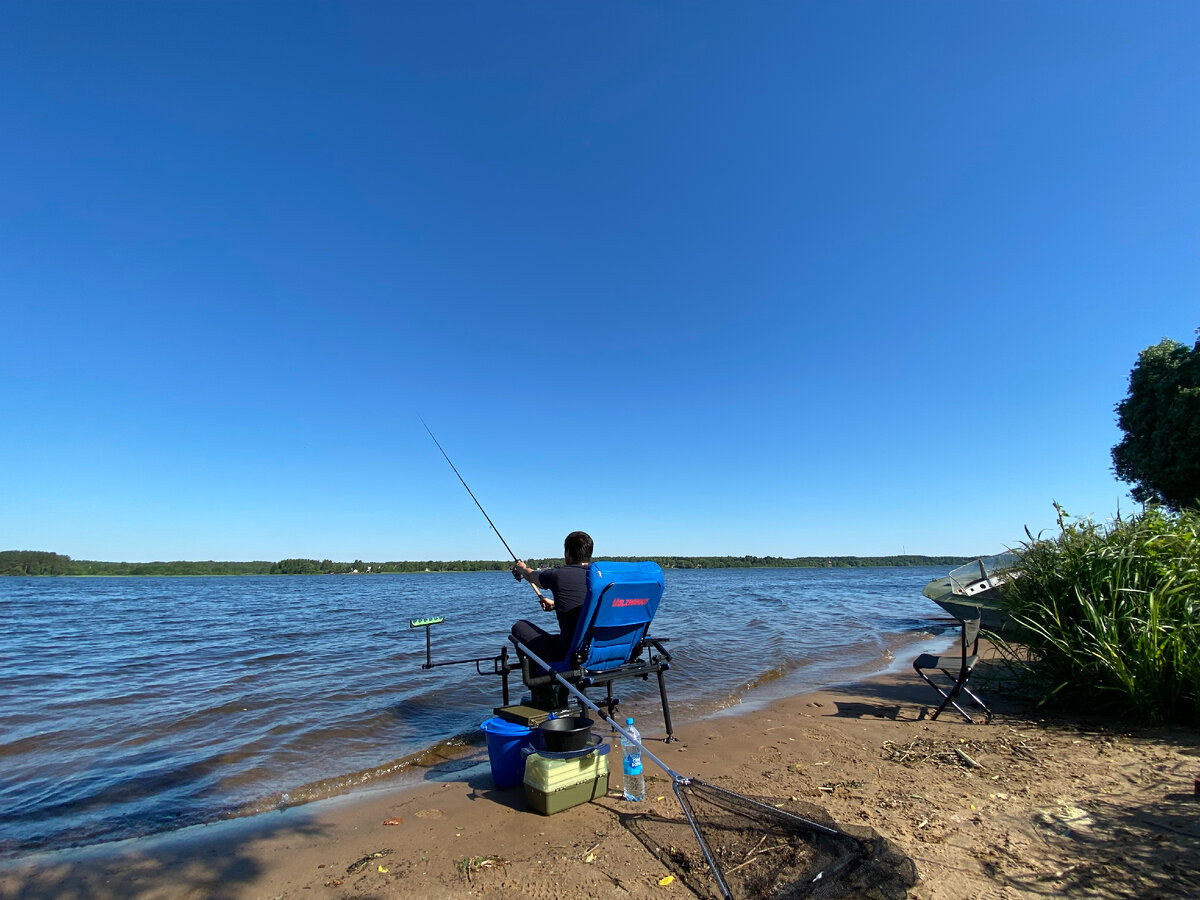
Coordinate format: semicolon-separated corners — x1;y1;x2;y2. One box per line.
922;553;1017;632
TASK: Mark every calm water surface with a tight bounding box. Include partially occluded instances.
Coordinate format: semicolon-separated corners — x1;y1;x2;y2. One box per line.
0;567;950;857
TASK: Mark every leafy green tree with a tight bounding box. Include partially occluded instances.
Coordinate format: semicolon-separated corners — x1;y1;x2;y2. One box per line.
1112;331;1200;511
0;550;72;575
272;558;323;575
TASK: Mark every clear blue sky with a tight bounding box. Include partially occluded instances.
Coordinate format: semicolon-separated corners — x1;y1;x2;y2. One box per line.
2;3;1197;563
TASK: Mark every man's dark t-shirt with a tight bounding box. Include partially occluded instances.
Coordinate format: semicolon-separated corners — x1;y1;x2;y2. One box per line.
539;563;588;644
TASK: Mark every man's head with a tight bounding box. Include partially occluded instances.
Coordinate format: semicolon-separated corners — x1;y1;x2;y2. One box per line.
564;531;594;565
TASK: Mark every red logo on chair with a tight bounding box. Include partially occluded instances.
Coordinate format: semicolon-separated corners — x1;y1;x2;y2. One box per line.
612;597;649;607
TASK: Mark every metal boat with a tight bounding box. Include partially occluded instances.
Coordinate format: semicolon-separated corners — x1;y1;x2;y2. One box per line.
922;552;1018;631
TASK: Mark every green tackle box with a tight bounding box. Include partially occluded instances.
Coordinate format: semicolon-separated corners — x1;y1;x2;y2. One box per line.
522;744;611;816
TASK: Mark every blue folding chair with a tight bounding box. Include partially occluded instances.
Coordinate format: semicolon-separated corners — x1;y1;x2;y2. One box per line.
508;561;676;740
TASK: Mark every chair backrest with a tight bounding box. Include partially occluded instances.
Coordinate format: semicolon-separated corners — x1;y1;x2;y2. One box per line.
960;616;982;656
563;561;665;672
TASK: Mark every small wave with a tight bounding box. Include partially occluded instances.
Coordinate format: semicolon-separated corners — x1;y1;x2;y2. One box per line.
225;731;485;818
744;665;788;690
685;660;802;716
241;652;294;665
0;730;69;759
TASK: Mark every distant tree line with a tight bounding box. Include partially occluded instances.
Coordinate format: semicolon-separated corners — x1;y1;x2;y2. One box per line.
0;550;73;576
637;554;975;569
2;550;974;576
68;559;278;576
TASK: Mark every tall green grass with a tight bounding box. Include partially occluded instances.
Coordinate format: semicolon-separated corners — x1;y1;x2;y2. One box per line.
998;505;1200;723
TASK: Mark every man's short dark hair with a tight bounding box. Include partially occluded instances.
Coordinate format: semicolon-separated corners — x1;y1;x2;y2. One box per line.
564;531;593;565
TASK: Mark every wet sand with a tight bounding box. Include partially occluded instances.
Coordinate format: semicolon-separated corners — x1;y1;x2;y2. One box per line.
3;652;1198;899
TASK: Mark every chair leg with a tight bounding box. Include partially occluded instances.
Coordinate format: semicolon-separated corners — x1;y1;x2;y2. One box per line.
957;683;992;723
919;670;973;723
939;666;990;721
657;669;675;743
921;667;990;724
932;688;976;725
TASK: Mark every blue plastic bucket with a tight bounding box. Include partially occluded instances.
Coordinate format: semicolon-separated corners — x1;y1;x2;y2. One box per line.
480;717;535;788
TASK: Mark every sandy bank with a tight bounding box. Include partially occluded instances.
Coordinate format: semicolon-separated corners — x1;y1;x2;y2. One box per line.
2;653;1198;899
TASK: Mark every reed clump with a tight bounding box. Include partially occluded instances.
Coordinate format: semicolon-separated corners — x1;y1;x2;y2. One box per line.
998;505;1200;723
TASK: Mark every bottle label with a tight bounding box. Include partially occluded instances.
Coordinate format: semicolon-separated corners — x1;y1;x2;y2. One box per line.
624;756;642;776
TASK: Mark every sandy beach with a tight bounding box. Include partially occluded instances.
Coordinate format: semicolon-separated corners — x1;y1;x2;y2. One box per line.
3;653;1198;900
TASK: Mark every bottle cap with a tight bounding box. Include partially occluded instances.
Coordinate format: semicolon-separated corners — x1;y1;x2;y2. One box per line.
626;717;634;725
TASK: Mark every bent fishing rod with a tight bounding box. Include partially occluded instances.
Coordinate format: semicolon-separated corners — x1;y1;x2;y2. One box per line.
420;418;548;604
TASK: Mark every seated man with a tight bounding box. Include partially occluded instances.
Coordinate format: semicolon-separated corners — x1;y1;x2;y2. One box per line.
510;530;593;666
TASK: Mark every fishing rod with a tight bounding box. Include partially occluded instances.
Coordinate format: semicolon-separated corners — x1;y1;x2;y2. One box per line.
420;418;548;604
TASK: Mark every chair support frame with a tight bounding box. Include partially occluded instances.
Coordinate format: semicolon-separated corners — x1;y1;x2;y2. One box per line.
913;615;992;724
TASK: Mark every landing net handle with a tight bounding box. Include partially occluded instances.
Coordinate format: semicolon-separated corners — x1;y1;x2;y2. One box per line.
512;639;735;896
515;638;858;900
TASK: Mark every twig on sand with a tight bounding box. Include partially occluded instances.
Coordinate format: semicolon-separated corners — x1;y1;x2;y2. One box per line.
1130;815;1200;839
458;855;508;883
744;835;768;858
725;842;791;875
346;849;394;874
955;748;982;769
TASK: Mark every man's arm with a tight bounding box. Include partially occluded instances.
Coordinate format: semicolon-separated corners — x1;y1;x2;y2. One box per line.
512;560;544;589
513;560;554;610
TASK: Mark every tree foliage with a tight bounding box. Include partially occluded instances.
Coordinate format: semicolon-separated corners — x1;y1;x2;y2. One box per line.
66;559;276;576
0;550;73;576
1112;331;1200;511
598;554;972;570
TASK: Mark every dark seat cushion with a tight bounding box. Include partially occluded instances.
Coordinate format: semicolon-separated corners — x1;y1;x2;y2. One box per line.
914;652;978;671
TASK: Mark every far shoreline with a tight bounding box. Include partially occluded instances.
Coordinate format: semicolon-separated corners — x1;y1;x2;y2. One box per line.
2;556;974;578
2;555;974;578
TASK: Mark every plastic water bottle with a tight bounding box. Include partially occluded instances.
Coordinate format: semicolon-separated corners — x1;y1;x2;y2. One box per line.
620;716;644;802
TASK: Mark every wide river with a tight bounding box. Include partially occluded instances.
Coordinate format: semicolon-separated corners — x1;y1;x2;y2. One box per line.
0;566;953;859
